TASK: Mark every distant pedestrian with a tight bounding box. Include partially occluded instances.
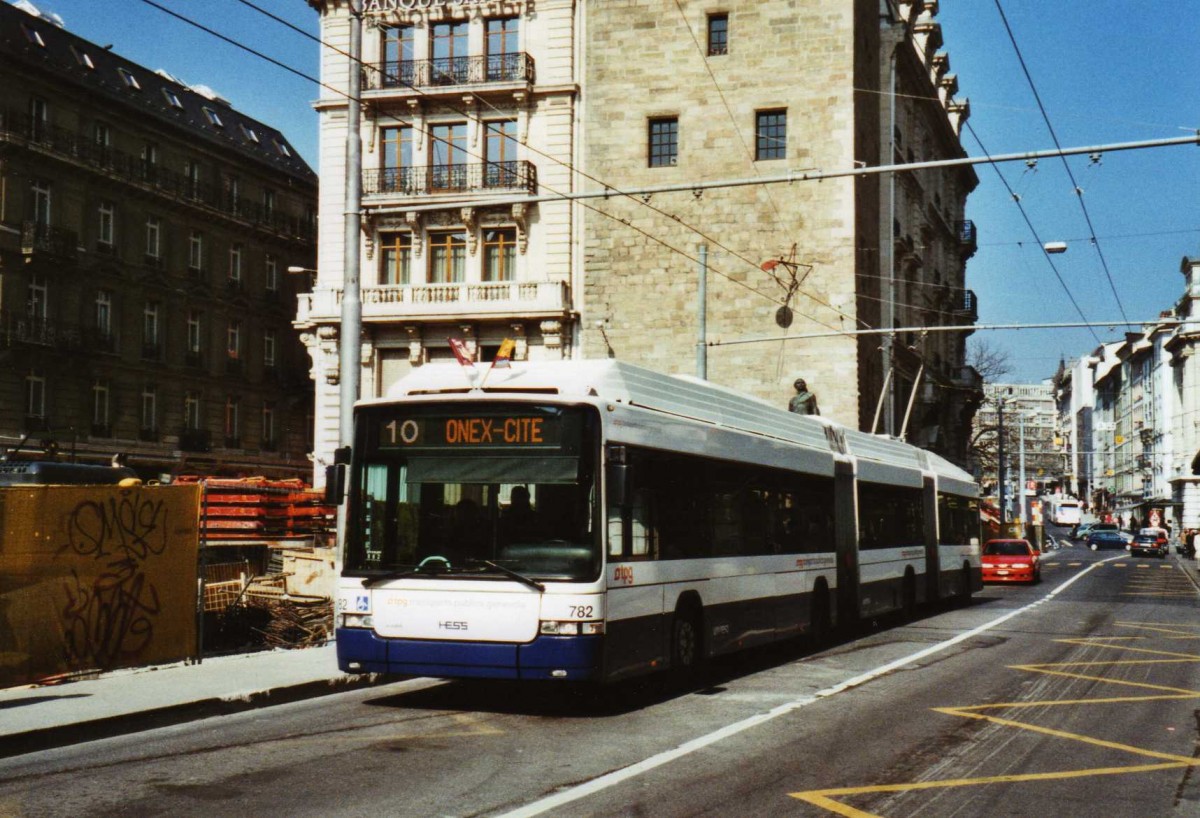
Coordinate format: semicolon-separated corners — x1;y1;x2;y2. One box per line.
788;378;820;416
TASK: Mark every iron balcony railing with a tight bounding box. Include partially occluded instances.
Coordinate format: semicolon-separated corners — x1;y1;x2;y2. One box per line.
0;311;81;350
21;221;78;260
954;288;978;322
368;53;534;90
956;219;978;255
179;428;212;453
364;161;537;197
0;109;315;242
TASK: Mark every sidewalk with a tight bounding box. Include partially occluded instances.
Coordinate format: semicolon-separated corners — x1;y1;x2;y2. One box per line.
0;643;381;759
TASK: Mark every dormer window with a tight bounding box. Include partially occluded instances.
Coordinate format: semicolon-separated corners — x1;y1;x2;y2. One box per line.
162;88;183;109
203;107;224;128
21;25;45;47
118;67;141;90
239;123;259;143
70;45;95;69
272;138;292;158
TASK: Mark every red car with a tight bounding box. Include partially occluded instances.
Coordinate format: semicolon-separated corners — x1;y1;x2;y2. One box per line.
981;539;1041;584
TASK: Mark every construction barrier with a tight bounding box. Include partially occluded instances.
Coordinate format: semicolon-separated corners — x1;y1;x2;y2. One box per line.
0;484;201;688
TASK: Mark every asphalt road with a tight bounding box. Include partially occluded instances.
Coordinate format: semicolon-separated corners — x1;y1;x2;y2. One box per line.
2;539;1198;818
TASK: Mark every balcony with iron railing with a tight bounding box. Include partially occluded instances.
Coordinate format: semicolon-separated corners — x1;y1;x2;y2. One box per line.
298;280;570;324
178;428;211;453
364;161;537;198
21;221;78;261
0;109;315;243
0;311;81;351
956;219;977;258
365;53;535;95
953;288;978;324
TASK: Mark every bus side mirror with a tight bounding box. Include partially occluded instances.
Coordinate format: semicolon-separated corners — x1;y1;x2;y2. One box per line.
325;446;351;505
325;464;346;506
606;445;628;507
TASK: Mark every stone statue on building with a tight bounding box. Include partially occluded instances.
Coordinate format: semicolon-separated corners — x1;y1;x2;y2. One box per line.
788;378;820;415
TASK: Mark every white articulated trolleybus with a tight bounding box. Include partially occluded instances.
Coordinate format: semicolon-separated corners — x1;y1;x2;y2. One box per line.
334;361;981;684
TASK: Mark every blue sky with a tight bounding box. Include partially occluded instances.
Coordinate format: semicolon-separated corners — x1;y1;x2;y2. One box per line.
23;0;1200;385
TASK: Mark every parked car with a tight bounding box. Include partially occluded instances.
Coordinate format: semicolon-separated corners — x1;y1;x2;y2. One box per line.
1087;530;1128;551
982;538;1041;583
1128;532;1166;556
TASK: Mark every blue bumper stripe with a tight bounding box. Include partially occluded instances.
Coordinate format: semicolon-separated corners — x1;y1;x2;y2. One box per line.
336;628;602;681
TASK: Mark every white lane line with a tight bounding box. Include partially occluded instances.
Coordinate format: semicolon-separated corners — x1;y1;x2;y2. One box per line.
496;558;1116;818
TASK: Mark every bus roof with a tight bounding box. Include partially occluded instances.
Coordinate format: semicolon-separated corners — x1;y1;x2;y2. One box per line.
372;360;976;492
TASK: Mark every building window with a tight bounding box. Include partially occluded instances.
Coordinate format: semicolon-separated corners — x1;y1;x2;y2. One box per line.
98;201;114;246
186;310;203;354
227;320;242;360
184;392;202;431
184;160;201;199
145;217;161;259
483;228;516;282
755;109;787;160
26;374;46;421
648;117;678;168
486;17;520;79
94;122;111;149
141;385;158;435
31;179;51;225
265;254;278;292
143;302;160;355
263;189;275;217
71;45;95;70
431;21;469;84
272;139;291;158
162;88;183;109
224;396;241;445
380;232;413;285
21;24;46;47
239;123;259;143
188;230;204;271
485;120;519;186
263;329;277;368
27;275;47;319
29;97;48;139
95;290;112;337
118;67;141;90
202;107;224;128
229;243;243;284
142;142;159;181
261;403;276;448
430;123;467;190
227;176;241;212
428;231;466;284
707;14;729;56
92;380;110;433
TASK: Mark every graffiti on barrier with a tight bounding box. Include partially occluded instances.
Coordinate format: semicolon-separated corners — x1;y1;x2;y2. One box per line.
55;489;170;668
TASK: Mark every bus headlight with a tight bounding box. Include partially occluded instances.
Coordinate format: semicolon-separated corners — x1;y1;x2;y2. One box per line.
540;620;604;636
342;613;374;629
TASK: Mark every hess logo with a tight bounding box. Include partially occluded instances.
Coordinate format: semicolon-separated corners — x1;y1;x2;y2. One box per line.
438;621;469;631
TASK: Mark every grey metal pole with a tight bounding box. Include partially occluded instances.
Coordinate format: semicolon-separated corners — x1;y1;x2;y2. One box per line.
339;2;363;448
998;398;1007;525
698;245;707;379
1019;413;1027;524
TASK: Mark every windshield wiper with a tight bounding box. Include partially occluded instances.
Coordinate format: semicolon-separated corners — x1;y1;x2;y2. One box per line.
360;565;451;588
467;559;545;592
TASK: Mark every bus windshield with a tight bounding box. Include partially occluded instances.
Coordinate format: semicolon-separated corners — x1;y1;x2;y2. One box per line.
346;403;600;582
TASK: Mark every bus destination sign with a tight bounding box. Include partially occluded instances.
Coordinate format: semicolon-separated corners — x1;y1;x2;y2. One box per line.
379;414;561;450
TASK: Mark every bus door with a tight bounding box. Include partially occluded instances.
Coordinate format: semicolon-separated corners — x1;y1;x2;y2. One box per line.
922;475;939;603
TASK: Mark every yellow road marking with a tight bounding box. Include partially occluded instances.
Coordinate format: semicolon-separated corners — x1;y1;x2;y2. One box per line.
789;623;1200;815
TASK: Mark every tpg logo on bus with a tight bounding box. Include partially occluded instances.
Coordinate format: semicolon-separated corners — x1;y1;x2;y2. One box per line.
613;565;634;585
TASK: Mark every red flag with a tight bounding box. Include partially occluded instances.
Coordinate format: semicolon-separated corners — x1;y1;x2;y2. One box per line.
448;337;476;370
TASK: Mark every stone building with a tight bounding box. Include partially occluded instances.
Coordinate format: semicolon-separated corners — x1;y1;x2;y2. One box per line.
0;1;317;478
300;0;980;474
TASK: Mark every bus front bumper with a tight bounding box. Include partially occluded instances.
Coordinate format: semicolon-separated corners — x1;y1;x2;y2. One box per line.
336;628;602;681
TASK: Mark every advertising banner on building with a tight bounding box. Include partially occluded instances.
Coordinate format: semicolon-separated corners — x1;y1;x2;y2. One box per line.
0;484;201;688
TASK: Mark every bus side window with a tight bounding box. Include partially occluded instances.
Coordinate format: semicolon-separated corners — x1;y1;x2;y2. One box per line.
629;488;658;559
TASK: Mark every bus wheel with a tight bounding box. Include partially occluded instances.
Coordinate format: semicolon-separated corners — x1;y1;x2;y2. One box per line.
670;608;704;684
901;573;917;622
